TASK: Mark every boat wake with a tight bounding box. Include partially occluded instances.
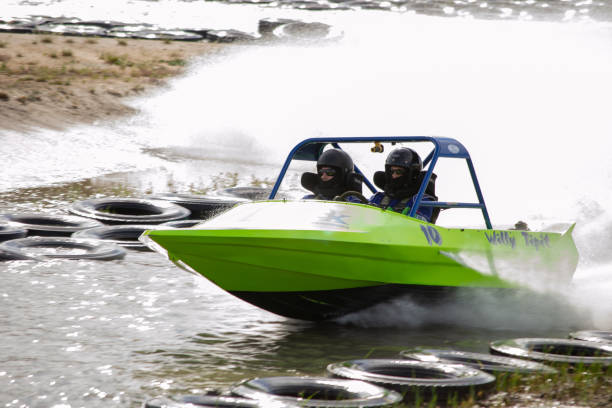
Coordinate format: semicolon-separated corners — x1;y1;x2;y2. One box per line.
336;286;594;331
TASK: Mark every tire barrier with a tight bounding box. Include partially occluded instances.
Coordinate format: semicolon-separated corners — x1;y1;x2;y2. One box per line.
72;224;166;251
1;15;345;45
569;330;612;344
326;359;495;403
1;213;103;237
34;23;108;37
489;338;612;367
0;237;126;261
218;186;272;200
144;395;264;408
231;376;402;407
149;193;246;219
0;222;28;242
69;197;191;224
400;348;558;375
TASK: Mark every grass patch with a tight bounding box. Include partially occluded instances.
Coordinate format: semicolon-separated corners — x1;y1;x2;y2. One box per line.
0;92;9;101
117;40;128;46
65;38;75;44
61;49;73;57
41;37;53;44
100;53;133;67
458;363;612;408
0;41;7;48
161;58;186;66
85;38;97;44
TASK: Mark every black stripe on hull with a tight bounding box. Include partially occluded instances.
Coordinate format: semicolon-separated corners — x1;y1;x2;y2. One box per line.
231;284;464;321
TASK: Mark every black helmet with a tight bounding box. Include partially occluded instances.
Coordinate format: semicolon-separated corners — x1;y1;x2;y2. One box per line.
302;148;355;200
317;149;354;176
385;147;422;173
383;148;423;199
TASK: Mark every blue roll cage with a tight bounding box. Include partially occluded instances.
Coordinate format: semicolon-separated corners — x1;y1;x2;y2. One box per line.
268;136;492;229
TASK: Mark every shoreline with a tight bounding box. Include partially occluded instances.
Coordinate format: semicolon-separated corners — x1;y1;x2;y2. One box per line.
0;32;228;132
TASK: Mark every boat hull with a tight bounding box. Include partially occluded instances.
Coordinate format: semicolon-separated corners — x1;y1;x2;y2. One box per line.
142;200;579;321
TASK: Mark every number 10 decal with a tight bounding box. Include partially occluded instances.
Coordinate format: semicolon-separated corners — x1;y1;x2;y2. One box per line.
421;225;442;246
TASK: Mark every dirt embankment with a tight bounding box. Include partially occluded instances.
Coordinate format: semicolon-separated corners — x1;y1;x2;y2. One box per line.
0;33;227;132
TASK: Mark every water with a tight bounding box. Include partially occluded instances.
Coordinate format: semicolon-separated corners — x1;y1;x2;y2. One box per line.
2;1;612;407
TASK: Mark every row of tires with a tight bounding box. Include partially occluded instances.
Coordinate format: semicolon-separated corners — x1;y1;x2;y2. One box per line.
143;334;612;407
0;16;342;44
0;188;271;261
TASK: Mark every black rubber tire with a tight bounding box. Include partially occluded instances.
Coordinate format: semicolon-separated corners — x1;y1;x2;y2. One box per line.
258;17;301;36
569;330;612;344
489;338;612;367
160;219;203;228
205;29;260;43
0;222;28;242
0;237;126;261
0;246;36;261
1;213;103;236
272;22;344;44
400;348;557;375
149;193;246;219
231;376;402;407
69;197;191;224
327;359;495;403
144;395;265;407
72;224;165;251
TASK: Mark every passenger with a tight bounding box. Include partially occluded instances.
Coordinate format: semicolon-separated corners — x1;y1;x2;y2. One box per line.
301;148;363;200
369;147;436;222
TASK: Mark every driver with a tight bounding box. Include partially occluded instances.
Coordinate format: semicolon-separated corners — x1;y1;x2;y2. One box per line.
301;148;362;200
369;147;435;222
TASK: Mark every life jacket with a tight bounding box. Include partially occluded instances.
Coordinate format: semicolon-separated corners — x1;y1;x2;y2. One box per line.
369;192;434;222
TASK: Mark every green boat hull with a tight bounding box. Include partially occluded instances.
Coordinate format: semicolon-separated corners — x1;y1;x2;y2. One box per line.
142;200;579;320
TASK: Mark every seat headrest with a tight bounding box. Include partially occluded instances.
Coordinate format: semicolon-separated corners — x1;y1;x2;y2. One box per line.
300;172;318;193
347;172;364;193
373;171;386;190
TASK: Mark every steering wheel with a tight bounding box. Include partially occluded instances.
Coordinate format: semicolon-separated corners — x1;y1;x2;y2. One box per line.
333;191;369;204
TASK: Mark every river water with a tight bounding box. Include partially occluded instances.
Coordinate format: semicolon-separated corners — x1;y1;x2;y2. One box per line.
2;1;612;407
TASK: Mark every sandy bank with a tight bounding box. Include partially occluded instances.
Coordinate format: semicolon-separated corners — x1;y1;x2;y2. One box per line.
0;33;227;132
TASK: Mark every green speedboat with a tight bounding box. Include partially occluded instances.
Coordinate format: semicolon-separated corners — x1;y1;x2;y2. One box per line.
141;137;579;321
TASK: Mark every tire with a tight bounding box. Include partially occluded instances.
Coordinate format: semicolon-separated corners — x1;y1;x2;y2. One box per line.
231;376;402;407
72;224;165;251
569;330;612;344
489;338;612;367
205;29;260;43
149;193;246;219
327;359;495;403
272;22;344;44
400;348;557;375
0;222;28;242
0;237;126;261
144;395;264;407
258;17;301;36
1;213;103;236
69;197;191;224
0;246;36;261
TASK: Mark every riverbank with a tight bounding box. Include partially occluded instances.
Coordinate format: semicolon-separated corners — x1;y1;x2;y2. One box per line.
0;32;227;132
